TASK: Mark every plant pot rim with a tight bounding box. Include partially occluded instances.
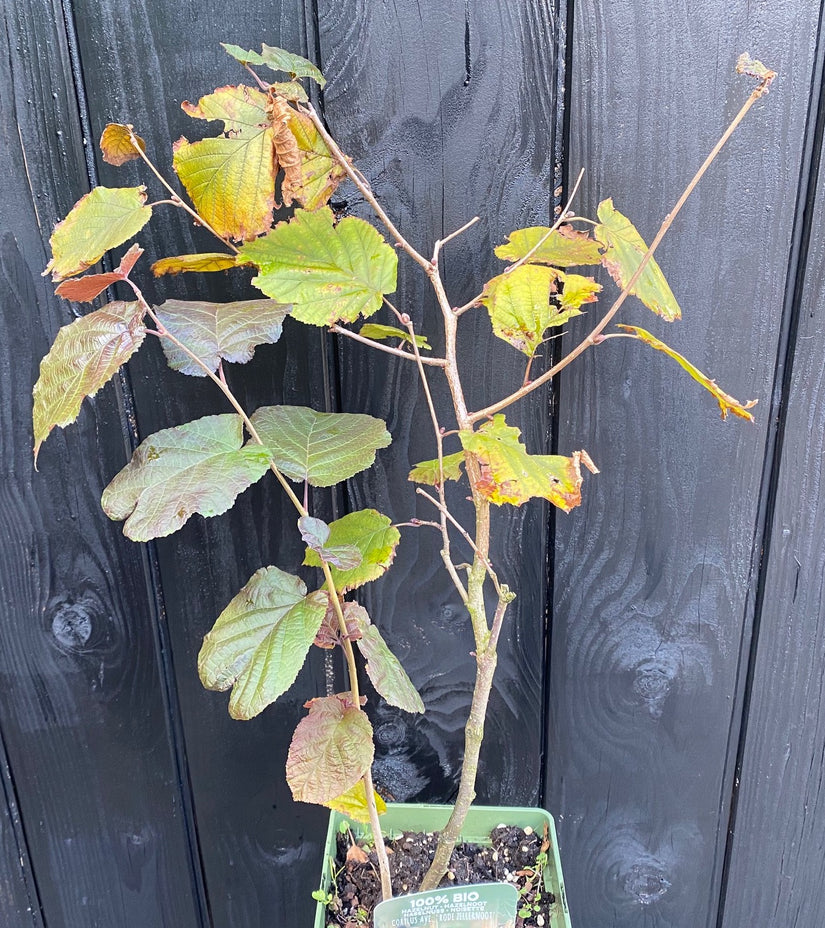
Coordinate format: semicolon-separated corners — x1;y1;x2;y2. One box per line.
314;802;571;928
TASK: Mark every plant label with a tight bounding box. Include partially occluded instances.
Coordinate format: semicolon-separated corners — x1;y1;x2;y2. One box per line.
373;882;518;928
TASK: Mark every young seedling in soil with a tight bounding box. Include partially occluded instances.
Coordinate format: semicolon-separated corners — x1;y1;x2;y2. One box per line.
33;42;775;912
330;822;555;927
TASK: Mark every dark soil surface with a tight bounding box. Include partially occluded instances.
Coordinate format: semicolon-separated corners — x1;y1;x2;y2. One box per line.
323;824;555;927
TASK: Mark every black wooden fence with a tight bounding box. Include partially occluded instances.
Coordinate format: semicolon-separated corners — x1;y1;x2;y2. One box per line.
2;1;823;926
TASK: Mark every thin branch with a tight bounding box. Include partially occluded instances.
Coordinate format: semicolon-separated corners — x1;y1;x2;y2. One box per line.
319;563;394;902
415;488;504;599
452;169;585;317
403;313;468;604
596;332;636;341
487;594;512;654
382;296;405;325
243;63;269;91
127;126;240;254
303;103;432;271
330;324;446;367
468;77;771;423
135;286;304;514
433;216;480;265
504;167;585;275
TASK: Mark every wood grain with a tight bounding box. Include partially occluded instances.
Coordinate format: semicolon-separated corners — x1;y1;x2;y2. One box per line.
0;729;42;926
548;3;821;927
0;2;205;925
314;0;565;809
719;80;825;928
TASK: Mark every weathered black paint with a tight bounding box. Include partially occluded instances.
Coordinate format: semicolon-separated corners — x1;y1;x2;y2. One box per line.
1;2;823;927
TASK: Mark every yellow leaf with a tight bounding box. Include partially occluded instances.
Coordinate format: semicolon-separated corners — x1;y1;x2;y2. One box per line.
322;782;387;823
174;86;276;241
616;325;757;422
151;253;238;276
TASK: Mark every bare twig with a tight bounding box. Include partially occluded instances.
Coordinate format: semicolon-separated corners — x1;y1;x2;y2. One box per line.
304;104;432;271
503;168;585;274
415;488;504;599
452;168;585;317
403;313;468;604
469;75;772;423
331;324;446;367
433;216;480;265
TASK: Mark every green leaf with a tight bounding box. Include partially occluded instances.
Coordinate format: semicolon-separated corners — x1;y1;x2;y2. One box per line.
198;566;328;719
278;106;347;211
359;323;431;350
99;123;146;166
350;609;424;714
154;299;290;376
286;694;374;804
494;224;603;267
250;405;391;487
174;85;275;241
408;451;465;485
44;186;153;281
269;81;309;103
33;301;146;463
101;414;272;540
322;781;386;824
459;415;598;511
151;253;238;276
304;509;400;591
55;243;143;302
481;265;588;357
616;325;758;421
594;199;681;321
239;207;398;326
222;43;326;87
298;516;362;570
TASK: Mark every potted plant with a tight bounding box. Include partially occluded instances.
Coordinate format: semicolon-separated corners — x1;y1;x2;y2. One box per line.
33;42;775;926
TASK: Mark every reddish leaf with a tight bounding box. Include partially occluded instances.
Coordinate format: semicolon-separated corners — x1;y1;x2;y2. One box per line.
314;599;368;649
55;244;143;301
286;694;374;804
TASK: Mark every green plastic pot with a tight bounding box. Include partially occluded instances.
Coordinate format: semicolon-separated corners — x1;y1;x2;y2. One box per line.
314;803;572;928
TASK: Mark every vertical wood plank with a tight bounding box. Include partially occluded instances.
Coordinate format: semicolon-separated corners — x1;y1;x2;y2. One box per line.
64;3;337;925
719;39;825;926
549;2;820;926
313;0;566;808
0;731;42;927
0;3;205;925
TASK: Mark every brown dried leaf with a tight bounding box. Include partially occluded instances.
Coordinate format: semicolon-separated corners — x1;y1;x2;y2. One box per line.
100;124;146;166
346;845;370;866
269;96;303;208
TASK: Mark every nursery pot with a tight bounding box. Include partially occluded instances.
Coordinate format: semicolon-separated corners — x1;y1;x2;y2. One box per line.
314;802;572;928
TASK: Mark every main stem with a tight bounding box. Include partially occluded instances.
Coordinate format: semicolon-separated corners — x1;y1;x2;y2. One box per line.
307;66;774;897
418;263;507;891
